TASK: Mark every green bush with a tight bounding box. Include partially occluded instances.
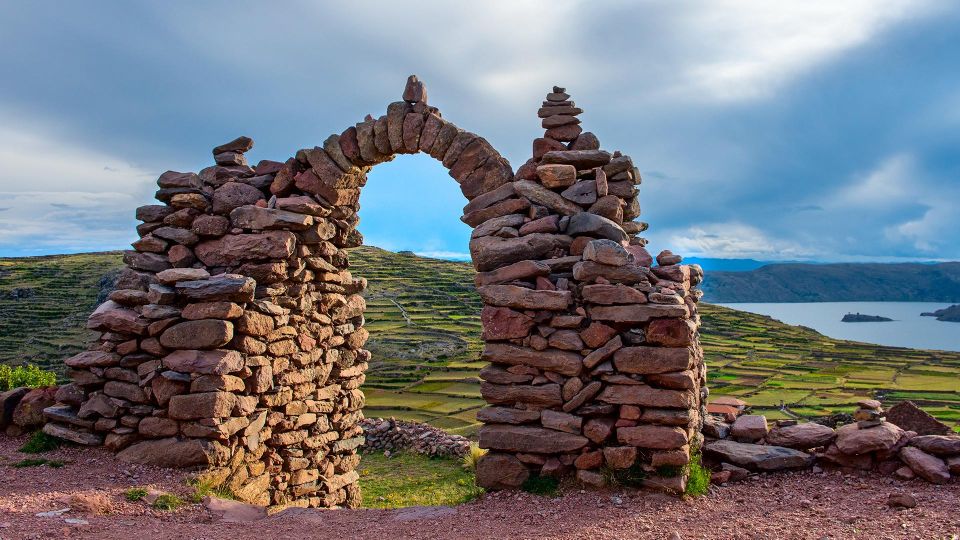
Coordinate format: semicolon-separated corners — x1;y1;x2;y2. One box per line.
19;431;65;454
151;494;184;511
0;364;57;391
124;488;148;502
684;450;710;497
606;462;648;488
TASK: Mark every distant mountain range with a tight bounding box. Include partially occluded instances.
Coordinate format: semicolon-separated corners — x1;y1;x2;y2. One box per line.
700;262;960;303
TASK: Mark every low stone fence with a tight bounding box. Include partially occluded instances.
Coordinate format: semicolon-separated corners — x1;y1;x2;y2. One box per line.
361;417;470;458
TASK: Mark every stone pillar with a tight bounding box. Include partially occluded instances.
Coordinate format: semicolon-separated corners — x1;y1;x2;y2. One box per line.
472;87;706;493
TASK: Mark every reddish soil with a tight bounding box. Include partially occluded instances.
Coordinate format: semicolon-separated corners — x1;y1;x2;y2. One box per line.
2;434;958;539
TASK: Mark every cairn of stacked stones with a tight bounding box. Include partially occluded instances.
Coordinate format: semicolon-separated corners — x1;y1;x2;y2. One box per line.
41;75;705;509
474;86;705;493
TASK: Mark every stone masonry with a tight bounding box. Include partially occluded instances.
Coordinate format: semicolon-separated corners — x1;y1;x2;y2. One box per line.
42;76;705;508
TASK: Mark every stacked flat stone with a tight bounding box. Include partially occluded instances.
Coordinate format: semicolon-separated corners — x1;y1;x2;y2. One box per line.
473;88;705;493
42;75;705;507
45;135;369;510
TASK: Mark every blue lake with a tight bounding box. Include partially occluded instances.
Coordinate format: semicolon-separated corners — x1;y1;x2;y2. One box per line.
717;302;960;352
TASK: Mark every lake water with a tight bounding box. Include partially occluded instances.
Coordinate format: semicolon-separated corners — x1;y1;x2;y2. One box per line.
717;302;960;352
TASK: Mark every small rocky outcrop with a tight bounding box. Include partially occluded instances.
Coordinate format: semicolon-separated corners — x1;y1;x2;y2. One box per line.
841;313;892;322
921;304;960;322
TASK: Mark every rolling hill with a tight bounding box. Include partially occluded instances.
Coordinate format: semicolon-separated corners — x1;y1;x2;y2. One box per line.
701;261;960;302
2;248;959;434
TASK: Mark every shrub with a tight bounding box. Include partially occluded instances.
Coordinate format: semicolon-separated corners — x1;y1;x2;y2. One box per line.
461;443;487;472
124;488;148;502
19;431;64;454
520;474;559;496
188;476;234;503
0;364;57;391
684;449;710;498
151;494;184;511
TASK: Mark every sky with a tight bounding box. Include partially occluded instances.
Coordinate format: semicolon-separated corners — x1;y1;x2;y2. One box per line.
1;1;958;262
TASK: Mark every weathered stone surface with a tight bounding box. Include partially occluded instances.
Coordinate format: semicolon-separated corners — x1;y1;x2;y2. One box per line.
541;410;583;434
469;234;572;273
561;181;597;206
541;150;611;168
474;259;550;286
182;302;244;320
160;320;234;350
887;401;952;436
646;319;697;347
765;422;836;449
573;261;649;284
597;385;694;409
481;382;562;408
730;415;768;442
43;423;103;446
195;232;296;267
582;239;630;266
118;438;228;468
65;351;120;369
475;453;529;489
899;446;950;484
565;212;627;242
176;275;256;303
704;440;814;471
582;284;647;305
536;164;577;188
87;301;150;336
212;182;262;214
909;435;960;456
588;303;689;323
479;425;588;453
835;421;905;455
168;392;237;420
230;205;313;230
482;343;582;376
617;425;688;449
476;407;541;425
477;285;571;311
162;349;243;374
481;306;535;340
513;180;582;216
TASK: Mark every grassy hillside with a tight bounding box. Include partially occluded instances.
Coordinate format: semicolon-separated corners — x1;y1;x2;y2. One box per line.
2;248;958;434
702;262;960;302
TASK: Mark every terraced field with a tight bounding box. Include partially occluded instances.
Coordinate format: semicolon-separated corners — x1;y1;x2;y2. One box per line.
1;247;958;435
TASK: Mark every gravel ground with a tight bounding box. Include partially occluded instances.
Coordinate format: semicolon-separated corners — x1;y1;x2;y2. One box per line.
2;434;958;540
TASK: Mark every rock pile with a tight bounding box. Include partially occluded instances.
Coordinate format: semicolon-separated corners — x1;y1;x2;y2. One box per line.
701;402;960;486
41;76;704;507
474;86;705;494
361;417;470;458
1;386;57;436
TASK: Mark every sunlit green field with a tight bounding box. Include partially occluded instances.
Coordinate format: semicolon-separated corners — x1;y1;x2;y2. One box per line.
2;247;959;433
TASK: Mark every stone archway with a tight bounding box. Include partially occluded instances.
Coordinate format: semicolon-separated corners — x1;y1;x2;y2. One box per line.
45;76;705;510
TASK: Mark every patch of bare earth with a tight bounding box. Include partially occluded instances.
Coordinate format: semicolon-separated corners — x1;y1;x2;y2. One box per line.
2;434;958;539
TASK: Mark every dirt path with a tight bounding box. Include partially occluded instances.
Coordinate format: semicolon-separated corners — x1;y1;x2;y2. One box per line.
2;434;958;539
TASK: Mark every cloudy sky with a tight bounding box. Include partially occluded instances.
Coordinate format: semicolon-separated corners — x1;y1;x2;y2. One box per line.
1;1;958;261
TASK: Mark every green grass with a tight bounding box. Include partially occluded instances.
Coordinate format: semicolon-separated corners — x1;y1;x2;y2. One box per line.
151;493;184;511
188;476;234;502
684;449;710;497
12;458;64;468
124;487;148;502
18;431;65;454
359;451;482;508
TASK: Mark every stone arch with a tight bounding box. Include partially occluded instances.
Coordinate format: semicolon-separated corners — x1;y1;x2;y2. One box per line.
46;76;705;510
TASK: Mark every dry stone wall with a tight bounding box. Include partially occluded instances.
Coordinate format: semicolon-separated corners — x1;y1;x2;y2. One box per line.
43;76;705;508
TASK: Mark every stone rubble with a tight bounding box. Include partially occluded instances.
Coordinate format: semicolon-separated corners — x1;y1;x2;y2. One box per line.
361;417;470;458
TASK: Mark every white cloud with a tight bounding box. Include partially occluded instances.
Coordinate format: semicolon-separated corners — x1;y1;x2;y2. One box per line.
662;222;813;259
832;153;915;208
674;0;944;102
414;250;471;261
0;113;157;254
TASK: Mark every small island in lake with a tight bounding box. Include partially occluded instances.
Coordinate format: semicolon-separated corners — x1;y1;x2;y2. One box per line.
842;312;893;322
920;304;960;322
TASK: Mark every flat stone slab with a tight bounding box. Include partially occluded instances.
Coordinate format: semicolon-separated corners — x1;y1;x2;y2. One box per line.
704;440;813;471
